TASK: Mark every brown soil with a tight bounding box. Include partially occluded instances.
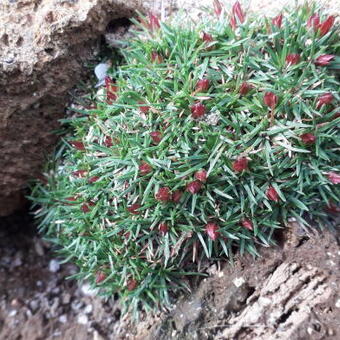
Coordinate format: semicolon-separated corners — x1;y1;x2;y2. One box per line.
1;210;339;340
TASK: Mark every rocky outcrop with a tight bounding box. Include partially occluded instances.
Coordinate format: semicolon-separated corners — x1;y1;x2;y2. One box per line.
0;0;155;216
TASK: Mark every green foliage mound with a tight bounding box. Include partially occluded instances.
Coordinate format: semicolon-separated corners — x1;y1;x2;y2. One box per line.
31;2;340;315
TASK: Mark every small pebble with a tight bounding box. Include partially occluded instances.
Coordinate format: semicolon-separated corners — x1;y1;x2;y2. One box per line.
77;314;88;325
84;304;93;314
335;299;340;308
233;277;245;287
49;259;60;273
59;315;68;323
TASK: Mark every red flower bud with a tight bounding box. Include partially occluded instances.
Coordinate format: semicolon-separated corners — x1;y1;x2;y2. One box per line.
266;186;279;202
307;13;320;30
230;15;237;30
151;51;163;63
186;180;202;194
239;82;253;95
191;102;206;119
139;161;152;176
96;271;106;284
318;16;335;36
172;190;183;203
205;222;220;241
158;222;168;235
264;92;278;109
272;14;283;28
196;79;210;92
327;172;340;184
105;76;118;104
325;201;340;214
81;203;90;213
241;219;253;231
232;1;245;23
88;176;99;183
316;93;333;109
286;54;300;65
195;169;207;183
127;203;141;215
213;0;223;17
314;54;335;66
148;13;160;31
150;131;162;144
300;133;316;144
70;141;85;151
126;278;138;291
202;32;213;43
104;136;113;147
139;101;150;114
65;197;78;205
232;157;248;172
72;170;87;178
155;187;171;202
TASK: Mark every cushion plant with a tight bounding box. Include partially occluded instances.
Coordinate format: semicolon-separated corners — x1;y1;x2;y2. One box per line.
31;1;340;316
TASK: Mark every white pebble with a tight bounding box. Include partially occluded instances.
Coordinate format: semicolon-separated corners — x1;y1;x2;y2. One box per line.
335;299;340;308
77;314;88;325
59;315;67;323
233;277;245;287
49;259;60;273
84;304;93;314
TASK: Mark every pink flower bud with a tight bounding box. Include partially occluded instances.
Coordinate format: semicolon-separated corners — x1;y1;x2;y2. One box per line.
318;16;335;36
72;170;87;178
239;82;253;95
195;169;207;183
205;222;220;241
96;271;106;284
81;203;90;213
327;172;340;184
316;93;333;109
314;54;335;66
105;77;118;104
104;136;113;147
264;92;278;109
307;13;320;30
186;181;202;194
155;187;171;202
127;203;141;215
172;190;183;203
232;157;248;172
148;13;160;31
266;186;279;202
213;0;223;17
150;131;162;144
70;141;85;151
151;51;163;63
138;101;150;114
232;1;245;23
230;15;237;30
196;79;210;92
191;102;206;119
126;278;138;291
272;14;283;28
300;133;316;144
241;219;253;231
202;32;213;43
88;176;99;183
285;54;300;65
139;161;152;176
158;222;168;235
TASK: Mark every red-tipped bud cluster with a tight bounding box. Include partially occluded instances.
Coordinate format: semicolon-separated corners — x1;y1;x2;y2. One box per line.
327;172;340;184
158;222;168;235
139;161;152;176
213;0;223;17
232;157;248;172
186;180;202;194
272;14;283;28
81;203;90;213
196;79;210;92
95;271;106;284
70;141;85;151
72;170;87;178
139;101;150;114
195;169;207;183
205;222;220;241
239;82;253;95
316;93;333;109
232;1;245;23
307;13;320;29
127;203;141;215
172;190;183;203
286;54;300;65
230;15;237;30
64;197;78;205
104;136;113;147
148;13;160;31
105;76;118;104
150;131;162;144
126;278;138;291
300;133;316;145
314;54;334;66
191;102;206;119
155;187;171;202
202;32;213;43
151;51;163;64
307;14;335;36
88;176;99;183
264;92;278;109
241;219;253;231
266;186;279;202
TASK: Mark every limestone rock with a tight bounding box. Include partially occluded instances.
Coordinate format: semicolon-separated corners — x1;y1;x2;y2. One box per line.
0;0;154;216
